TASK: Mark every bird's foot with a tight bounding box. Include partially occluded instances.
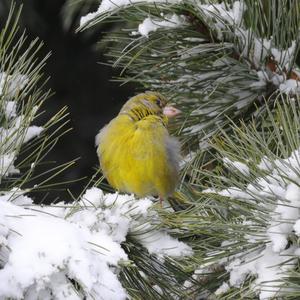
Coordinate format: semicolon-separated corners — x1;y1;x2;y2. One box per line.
159;196;163;208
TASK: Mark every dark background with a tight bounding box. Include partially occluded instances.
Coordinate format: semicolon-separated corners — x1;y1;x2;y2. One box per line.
0;0;134;201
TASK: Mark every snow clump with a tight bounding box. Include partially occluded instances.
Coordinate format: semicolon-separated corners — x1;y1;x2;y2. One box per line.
0;187;193;299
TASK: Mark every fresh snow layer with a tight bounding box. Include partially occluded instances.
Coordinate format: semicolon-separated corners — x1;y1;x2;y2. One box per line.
0;71;43;178
80;0;183;26
279;79;300;94
23;125;44;143
197;1;298;95
0;152;20;176
223;157;250;176
0;72;28;98
227;245;297;300
0;187;192;299
81;0;300;98
0;119;43;177
3;101;17;118
201;1;245;28
204;147;300;299
215;281;230;296
137;14;185;37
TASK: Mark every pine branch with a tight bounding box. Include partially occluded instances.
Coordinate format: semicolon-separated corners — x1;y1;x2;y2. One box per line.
80;0;300;154
0;3;71;195
77;1;300;298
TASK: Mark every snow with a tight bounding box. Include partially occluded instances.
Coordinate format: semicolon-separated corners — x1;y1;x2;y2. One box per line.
80;0;183;26
180;151;197;169
3;100;17;118
24;125;44;143
80;0;300;112
271;40;297;70
0;118;43;177
80;0;300;108
152;284;163;295
237;30;298;95
77;1;300;295
0;199;127;299
0;152;20;176
137;14;185;37
250;41;299;95
253;38;269;66
250;70;268;88
0;187;193;299
198;0;300;96
135;225;193;258
293;220;300;235
201;1;245;26
197;1;246;40
223;157;250;176
209;147;300;298
0;72;28;98
183;37;206;42
0;69;127;300
182;262;216;292
227;245;297;300
271;73;285;86
279;79;300;94
193;1;299;96
0;71;43;178
267;183;300;252
215;281;230;296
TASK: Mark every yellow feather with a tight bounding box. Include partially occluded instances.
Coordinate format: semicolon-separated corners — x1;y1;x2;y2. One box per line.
96;92;180;198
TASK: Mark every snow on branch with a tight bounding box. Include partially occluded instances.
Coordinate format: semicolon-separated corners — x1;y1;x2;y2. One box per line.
192;1;300;96
203;148;300;299
0;187;192;299
134;14;186;37
80;0;183;27
82;0;300;97
0;72;43;178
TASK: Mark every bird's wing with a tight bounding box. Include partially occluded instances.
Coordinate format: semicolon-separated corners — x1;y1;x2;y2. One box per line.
133;115;180;165
132;115;167;157
132;115;180;197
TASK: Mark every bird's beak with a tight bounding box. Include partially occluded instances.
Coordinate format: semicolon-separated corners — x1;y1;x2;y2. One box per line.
163;105;181;118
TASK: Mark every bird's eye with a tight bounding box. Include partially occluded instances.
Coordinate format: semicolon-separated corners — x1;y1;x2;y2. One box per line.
156;99;162;107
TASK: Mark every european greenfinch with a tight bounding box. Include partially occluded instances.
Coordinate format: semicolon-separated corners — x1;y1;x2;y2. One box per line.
96;91;181;202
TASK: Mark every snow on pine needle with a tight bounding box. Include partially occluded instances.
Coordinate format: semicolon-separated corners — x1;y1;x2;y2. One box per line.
206;152;300;299
79;0;300;152
0;187;193;300
0;72;43;178
134;14;186;38
193;99;300;299
74;1;300;298
79;0;183;27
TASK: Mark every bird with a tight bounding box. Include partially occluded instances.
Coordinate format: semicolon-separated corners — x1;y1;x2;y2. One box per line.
96;91;181;204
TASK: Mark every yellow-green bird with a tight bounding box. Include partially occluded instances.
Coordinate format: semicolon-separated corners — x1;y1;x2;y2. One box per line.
96;91;181;203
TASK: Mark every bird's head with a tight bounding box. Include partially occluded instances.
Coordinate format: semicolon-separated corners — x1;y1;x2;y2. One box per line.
120;91;181;121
